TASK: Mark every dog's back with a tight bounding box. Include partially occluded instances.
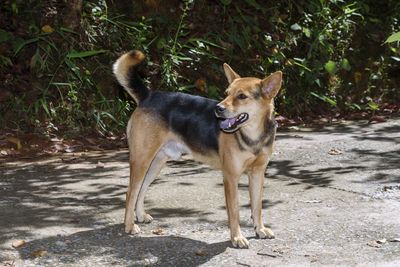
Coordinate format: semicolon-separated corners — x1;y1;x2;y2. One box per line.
140;91;220;154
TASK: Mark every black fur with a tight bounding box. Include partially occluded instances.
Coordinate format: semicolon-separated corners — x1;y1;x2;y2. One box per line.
127;61;149;102
140;91;221;153
235;117;277;154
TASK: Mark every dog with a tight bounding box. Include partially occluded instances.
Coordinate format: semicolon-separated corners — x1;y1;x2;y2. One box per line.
113;50;282;248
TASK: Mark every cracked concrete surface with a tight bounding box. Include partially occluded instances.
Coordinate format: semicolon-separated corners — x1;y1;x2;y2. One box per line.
0;119;399;266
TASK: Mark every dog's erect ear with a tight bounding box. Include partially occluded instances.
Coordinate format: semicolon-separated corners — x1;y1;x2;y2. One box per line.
223;63;241;84
260;71;283;98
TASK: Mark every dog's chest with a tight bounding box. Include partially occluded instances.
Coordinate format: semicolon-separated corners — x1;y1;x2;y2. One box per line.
234;121;277;155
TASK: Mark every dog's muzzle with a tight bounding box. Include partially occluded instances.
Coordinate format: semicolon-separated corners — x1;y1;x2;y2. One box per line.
215;104;226;117
215;104;249;133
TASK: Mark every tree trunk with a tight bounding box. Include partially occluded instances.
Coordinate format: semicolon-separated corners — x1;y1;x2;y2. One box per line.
63;0;82;30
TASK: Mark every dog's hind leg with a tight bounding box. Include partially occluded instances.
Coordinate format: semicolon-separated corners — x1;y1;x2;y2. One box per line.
125;155;158;234
124;114;167;234
135;150;168;223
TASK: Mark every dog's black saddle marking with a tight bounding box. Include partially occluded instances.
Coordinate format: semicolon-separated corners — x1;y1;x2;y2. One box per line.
140;91;221;154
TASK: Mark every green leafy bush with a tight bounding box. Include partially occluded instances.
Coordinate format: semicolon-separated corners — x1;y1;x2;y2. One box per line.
0;0;399;137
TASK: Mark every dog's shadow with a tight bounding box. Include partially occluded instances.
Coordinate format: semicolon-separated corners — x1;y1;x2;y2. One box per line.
17;224;229;265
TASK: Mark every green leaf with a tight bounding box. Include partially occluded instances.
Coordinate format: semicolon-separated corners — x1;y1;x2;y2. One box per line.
311;92;337;107
66;49;107;59
385;32;400;43
293;61;311;72
290;23;302;31
315;79;322;87
303;27;311;38
244;0;262;9
59;27;79;35
64;58;82;81
0;29;11;43
348;103;361;110
340;58;351;71
367;101;379;111
13;37;39;56
391;56;400;62
156;37;166;49
0;55;12;67
324;60;337;74
40;98;50;116
219;0;232;5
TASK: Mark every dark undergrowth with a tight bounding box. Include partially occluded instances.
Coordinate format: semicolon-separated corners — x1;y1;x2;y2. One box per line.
0;0;399;141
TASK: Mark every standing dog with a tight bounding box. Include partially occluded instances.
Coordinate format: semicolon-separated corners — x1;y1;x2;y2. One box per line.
113;50;282;248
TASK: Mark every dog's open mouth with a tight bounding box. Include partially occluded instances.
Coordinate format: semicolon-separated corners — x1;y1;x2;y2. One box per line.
218;113;249;133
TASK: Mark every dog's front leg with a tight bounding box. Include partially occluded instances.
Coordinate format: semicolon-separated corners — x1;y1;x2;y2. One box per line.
248;167;274;239
223;172;249;248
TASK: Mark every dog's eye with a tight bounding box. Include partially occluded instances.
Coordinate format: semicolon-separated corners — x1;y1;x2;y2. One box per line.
237;93;248;100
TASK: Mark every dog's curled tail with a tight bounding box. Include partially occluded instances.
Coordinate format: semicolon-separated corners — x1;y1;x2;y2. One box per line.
113;50;148;103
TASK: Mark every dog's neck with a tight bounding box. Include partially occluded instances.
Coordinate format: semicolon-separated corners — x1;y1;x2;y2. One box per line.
235;106;277;154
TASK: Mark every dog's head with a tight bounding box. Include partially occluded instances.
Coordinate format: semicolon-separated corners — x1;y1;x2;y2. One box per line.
215;64;282;133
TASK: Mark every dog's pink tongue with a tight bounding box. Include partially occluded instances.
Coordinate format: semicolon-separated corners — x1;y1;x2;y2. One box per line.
220;118;236;129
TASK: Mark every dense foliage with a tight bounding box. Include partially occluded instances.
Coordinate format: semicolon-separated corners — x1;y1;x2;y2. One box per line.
0;0;399;137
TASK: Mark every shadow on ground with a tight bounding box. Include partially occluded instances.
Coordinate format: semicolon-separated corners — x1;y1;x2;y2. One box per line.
0;151;221;254
0;152;130;246
15;224;229;265
268;121;400;189
1;119;399;263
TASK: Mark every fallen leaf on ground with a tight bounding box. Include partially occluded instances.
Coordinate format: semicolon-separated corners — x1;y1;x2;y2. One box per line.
64;146;75;153
32;249;47;257
61;157;79;162
376;238;387;244
369;115;386;123
257;251;279;258
12;239;26;248
96;161;105;168
152;227;164;235
328;148;342;155
85;138;97;145
69;218;80;223
41;25;54;33
7;137;22;150
367;241;382;248
2;260;15;266
272;246;290;256
288;126;300;131
53;144;64;152
301;200;322;203
195;249;206;256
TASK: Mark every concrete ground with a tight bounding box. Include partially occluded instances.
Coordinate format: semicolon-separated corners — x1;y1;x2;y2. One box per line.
0;119;399;266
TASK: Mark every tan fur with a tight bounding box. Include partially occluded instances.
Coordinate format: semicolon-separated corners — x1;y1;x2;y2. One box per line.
211;69;282;247
124;109;169;234
113;51;145;102
120;53;282;248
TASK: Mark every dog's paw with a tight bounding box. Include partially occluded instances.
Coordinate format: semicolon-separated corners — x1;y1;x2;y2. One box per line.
125;223;141;235
137;213;153;223
232;235;250;248
255;227;275;239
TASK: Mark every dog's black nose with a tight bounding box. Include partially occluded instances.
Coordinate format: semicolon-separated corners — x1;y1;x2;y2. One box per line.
215;104;226;113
